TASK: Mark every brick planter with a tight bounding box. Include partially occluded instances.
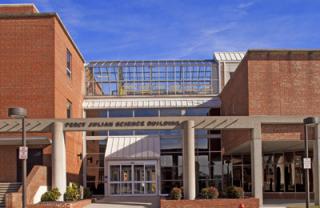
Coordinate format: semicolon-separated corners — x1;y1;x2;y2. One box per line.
160;198;259;208
28;199;92;208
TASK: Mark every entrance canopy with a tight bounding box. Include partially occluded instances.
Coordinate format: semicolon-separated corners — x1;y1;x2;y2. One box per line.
105;135;160;160
0;116;308;132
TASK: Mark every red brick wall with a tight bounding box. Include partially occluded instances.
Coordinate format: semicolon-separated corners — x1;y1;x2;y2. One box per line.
0;11;84;184
220;57;249;116
160;198;259;208
220;50;320;152
247;51;320;115
0;17;55;119
220;57;250;152
28;199;91;208
53;18;84;184
0;4;38;15
0;146;17;182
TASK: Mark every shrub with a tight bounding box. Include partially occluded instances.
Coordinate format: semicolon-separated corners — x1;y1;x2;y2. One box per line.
170;187;182;200
83;187;92;199
226;186;244;199
41;188;61;202
64;183;80;201
201;186;219;199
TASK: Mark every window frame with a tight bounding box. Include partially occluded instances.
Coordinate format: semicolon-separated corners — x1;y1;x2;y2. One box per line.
66;100;72;118
66;49;72;80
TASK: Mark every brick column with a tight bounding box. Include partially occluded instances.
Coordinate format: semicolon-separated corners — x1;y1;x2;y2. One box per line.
251;124;263;207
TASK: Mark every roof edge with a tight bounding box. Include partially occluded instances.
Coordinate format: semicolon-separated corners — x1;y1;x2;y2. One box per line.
0;12;85;63
0;3;39;12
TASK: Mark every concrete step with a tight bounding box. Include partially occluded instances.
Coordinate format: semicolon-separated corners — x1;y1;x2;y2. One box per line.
0;182;21;207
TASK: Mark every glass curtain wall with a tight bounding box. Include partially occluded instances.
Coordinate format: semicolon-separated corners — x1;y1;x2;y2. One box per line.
86;60;219;96
86;139;106;195
85;108;222;196
263;151;312;192
223;152;313;194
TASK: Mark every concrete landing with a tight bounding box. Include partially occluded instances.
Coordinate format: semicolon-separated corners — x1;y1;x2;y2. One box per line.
263;199;315;208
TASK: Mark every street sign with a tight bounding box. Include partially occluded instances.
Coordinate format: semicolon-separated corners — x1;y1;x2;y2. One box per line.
19;146;28;160
303;157;311;169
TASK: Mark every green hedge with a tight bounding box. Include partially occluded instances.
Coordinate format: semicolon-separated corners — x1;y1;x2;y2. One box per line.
41;188;61;202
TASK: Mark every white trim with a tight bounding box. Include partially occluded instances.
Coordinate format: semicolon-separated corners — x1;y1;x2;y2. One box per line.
0;136;51;145
83;96;221;109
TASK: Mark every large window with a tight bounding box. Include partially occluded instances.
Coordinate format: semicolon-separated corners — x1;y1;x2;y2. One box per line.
263;151;312;193
86;60;219;96
84;107;222;196
224;151;313;193
109;162;157;195
66;49;72;79
222;155;251;192
86;139;106;195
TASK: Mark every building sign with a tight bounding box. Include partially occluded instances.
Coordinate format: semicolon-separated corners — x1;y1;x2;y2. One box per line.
19;146;28;160
64;120;181;130
0;116;257;133
303;157;311;169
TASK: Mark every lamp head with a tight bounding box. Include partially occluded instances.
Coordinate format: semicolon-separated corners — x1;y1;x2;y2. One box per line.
8;107;27;118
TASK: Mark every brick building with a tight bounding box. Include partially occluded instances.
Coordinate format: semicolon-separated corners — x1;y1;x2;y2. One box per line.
0;3;320;207
0;3;84;186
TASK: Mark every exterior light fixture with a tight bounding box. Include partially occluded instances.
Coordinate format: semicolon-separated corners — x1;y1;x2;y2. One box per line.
8;107;27;208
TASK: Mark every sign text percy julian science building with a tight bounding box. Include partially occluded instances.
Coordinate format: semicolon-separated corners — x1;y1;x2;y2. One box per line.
64;120;181;130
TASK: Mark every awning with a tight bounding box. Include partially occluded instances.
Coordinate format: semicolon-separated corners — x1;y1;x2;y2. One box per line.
0;136;51;145
105;135;160;160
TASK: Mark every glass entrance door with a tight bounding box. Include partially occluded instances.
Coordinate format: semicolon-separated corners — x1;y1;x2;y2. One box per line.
109;161;157;196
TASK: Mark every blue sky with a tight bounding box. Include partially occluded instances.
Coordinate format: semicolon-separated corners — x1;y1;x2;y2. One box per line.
3;0;320;60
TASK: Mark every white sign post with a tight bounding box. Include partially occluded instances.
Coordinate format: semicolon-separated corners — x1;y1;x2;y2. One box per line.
303;157;311;169
19;146;28;160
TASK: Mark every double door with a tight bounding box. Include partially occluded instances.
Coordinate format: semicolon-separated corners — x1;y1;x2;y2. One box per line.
109;161;157;195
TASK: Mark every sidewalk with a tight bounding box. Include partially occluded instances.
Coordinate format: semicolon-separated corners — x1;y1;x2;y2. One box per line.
85;196;160;208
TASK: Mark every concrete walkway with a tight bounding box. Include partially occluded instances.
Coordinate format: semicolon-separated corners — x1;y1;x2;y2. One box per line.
85;196;160;208
85;197;314;208
263;199;315;208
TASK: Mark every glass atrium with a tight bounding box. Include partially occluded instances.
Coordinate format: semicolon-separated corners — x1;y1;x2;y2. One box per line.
86;60;219;96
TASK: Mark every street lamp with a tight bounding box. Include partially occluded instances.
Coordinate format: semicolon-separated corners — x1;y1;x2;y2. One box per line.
303;117;317;208
8;107;27;208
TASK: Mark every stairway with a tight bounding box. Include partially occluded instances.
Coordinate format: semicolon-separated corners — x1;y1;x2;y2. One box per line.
0;183;21;208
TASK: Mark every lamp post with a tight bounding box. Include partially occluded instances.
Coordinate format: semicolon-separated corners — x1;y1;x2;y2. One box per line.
8;107;27;208
303;117;317;208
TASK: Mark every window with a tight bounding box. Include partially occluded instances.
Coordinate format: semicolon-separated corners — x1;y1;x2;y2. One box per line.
66;101;72;118
109;109;133;117
66;49;72;79
229;72;234;79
